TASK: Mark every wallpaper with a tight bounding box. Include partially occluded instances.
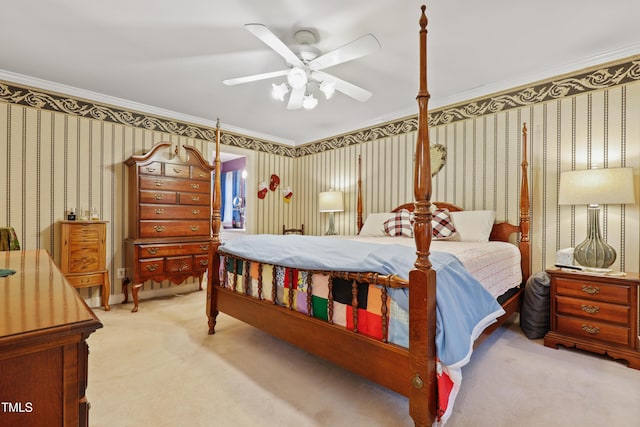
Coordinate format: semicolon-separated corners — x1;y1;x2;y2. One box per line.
1;55;639;309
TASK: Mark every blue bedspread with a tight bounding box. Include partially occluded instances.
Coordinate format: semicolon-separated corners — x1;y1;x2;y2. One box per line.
219;234;504;367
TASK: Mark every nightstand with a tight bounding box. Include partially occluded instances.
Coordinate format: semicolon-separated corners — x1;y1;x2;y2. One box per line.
544;268;639;369
60;220;111;310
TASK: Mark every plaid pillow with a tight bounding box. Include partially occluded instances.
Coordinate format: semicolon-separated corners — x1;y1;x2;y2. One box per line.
383;209;414;237
432;208;456;240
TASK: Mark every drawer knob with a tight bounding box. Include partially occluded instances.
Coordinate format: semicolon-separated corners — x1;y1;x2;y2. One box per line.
173;167;183;173
199;244;209;251
146;167;156;172
581;285;600;295
146;248;158;255
192;209;200;215
154;180;164;187
145;264;159;272
190;225;199;232
200;260;208;266
154;193;164;200
581;324;600;335
155;208;165;215
153;226;166;232
581;304;600;314
191;183;200;189
191;196;200;202
198;173;206;178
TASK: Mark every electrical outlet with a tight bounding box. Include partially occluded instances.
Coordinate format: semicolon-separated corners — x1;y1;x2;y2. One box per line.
116;268;126;279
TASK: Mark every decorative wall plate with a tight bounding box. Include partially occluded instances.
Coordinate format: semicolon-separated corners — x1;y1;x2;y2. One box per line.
430;144;447;177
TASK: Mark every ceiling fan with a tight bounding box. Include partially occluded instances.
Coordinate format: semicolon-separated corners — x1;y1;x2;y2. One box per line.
223;24;381;110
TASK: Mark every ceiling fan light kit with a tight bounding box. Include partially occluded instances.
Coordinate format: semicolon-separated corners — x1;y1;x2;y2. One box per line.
302;93;318;110
286;67;308;89
271;83;289;101
319;81;336;99
223;23;380;110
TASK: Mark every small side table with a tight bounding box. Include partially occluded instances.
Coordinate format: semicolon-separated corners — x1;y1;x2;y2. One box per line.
544;268;640;369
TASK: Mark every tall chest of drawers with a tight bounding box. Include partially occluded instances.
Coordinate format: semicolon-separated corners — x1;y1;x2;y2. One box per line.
124;142;214;312
544;268;640;369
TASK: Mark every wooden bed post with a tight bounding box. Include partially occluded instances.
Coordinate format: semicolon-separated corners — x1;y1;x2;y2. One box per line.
519;123;531;280
409;5;437;427
357;154;363;232
207;119;222;335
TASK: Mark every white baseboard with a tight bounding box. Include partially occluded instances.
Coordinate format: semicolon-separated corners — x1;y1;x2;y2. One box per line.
84;281;203;310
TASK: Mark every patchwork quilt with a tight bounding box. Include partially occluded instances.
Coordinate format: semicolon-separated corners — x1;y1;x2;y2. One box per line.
220;234;506;425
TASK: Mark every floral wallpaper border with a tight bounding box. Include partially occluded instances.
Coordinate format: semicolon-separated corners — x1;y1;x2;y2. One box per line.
2;56;639;158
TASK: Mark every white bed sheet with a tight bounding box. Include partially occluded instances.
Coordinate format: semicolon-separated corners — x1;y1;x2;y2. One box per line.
338;235;522;298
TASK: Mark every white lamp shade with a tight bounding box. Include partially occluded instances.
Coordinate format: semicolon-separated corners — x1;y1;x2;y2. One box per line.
319;81;336;99
302;93;318;110
558;167;635;206
319;191;344;212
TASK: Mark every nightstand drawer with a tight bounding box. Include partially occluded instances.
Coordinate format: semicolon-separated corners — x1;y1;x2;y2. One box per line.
555;277;630;304
556;295;630;325
556;315;630;346
65;273;105;288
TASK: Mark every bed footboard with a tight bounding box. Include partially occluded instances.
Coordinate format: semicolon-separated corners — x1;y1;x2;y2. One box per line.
209;252;415;395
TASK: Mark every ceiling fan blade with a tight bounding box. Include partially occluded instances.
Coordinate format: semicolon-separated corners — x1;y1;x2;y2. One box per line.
222;69;289;86
309;34;381;71
245;23;304;68
311;71;372;102
287;86;305;110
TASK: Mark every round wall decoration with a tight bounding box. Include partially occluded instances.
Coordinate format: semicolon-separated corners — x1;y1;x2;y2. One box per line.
430;144;447;177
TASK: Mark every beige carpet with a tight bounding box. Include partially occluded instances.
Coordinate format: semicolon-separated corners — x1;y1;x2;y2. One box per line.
88;290;640;427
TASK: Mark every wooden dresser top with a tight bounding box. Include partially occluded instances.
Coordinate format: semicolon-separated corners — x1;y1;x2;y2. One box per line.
0;249;102;340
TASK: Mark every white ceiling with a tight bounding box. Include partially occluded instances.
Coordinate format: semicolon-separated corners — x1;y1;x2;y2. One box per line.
2;0;640;146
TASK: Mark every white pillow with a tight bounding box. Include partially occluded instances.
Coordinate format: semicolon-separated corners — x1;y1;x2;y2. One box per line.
449;210;495;242
359;213;394;237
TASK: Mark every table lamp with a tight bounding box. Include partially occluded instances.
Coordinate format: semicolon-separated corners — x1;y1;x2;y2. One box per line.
558;167;635;268
319;190;344;235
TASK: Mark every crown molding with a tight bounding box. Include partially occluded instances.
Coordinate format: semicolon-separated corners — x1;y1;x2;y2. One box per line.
2;53;640;159
0;69;295;146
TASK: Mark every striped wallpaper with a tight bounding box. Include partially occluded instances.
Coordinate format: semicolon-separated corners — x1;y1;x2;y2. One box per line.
2;55;639;309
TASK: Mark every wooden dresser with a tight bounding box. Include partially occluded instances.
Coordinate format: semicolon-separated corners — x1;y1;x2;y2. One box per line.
124;142;214;312
0;249;102;427
544;268;640;369
60;220;110;311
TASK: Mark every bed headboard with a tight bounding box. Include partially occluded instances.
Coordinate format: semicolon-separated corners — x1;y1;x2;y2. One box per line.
358;123;531;281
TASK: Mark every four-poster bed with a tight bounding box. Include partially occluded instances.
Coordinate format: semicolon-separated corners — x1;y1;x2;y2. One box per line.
205;6;531;426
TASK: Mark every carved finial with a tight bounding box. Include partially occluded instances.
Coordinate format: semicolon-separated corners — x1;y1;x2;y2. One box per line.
216;118;220;129
420;5;427;29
